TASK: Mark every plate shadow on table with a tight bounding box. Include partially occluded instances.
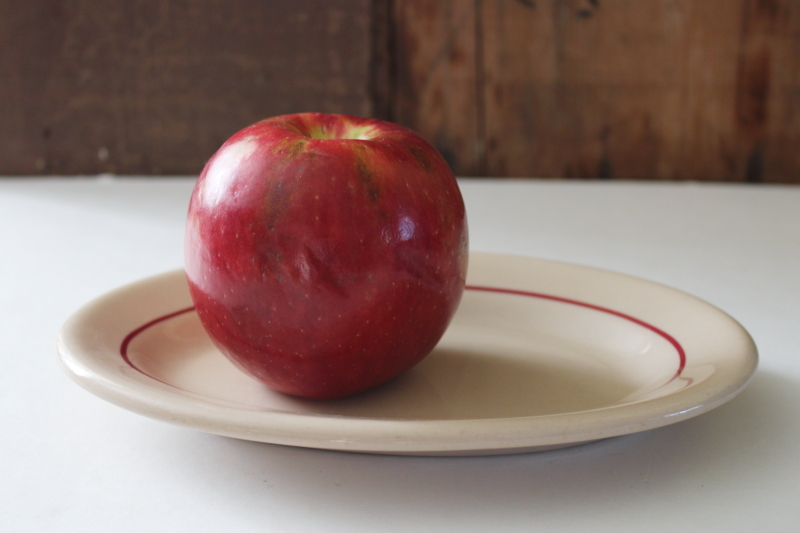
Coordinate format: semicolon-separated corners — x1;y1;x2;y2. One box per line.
165;368;792;523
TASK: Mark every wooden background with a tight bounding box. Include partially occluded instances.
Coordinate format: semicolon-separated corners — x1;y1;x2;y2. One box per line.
2;0;799;182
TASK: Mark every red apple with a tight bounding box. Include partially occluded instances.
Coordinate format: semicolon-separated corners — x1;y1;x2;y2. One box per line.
185;113;468;399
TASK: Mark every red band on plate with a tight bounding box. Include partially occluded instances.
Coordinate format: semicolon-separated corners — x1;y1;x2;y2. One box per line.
120;288;687;379
465;285;687;376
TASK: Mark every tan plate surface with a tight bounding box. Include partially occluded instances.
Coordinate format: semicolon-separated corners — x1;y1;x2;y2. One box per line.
57;253;758;455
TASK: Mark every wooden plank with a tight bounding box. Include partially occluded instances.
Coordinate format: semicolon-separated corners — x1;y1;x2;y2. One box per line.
479;0;742;180
4;0;799;181
736;0;800;183
0;0;374;175
393;0;800;182
392;0;482;174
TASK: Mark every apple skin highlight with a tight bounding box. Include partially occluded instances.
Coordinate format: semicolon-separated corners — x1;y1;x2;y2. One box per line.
185;113;468;399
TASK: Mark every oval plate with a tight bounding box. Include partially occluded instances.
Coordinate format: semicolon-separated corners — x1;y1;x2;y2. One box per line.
57;253;758;455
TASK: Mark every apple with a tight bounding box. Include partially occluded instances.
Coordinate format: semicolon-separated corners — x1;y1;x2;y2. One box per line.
184;113;468;399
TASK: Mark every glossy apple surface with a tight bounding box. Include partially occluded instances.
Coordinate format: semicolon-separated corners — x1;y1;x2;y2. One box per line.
185;113;468;399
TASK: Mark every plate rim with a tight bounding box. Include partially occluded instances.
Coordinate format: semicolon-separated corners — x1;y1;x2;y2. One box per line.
57;252;759;455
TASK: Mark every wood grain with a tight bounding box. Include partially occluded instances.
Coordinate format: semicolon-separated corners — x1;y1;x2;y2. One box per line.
2;0;799;181
0;0;374;175
393;0;800;181
393;0;482;173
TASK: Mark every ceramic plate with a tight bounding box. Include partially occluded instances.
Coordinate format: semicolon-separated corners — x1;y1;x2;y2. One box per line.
57;252;757;455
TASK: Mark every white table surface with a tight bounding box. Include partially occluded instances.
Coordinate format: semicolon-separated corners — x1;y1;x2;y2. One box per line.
1;176;798;532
